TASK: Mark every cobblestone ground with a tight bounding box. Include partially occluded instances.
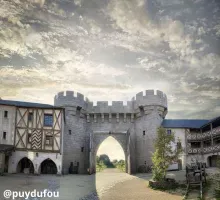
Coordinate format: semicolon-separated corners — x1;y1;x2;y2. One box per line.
0;168;218;200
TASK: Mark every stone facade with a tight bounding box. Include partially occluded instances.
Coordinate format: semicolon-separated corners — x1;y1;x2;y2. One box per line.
54;90;168;174
8;151;62;174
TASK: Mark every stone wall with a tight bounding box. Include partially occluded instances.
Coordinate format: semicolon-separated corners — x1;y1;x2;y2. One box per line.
54;89;168;174
8;151;62;174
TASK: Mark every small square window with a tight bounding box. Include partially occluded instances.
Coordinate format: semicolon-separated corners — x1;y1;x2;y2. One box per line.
45;136;53;145
44;114;53;127
167;130;172;135
69;130;72;135
36;153;39;157
28;112;33;121
28;134;32;143
81;147;84;152
4;111;8;118
143;131;145;136
3;132;6;139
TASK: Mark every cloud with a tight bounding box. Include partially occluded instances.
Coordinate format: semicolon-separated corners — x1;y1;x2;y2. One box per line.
0;0;219;120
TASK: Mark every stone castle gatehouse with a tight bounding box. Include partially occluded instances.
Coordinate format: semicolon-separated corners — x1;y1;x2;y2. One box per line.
54;90;167;174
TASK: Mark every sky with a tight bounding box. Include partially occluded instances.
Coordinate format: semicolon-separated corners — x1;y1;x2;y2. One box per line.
97;136;125;161
0;0;220;121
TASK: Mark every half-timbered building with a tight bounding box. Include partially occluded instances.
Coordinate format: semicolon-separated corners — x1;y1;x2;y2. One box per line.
0;99;64;175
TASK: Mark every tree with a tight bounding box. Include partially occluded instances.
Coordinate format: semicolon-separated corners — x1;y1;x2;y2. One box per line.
152;127;182;181
99;154;114;168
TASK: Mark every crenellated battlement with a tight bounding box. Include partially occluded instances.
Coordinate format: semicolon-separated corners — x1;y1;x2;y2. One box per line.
133;89;167;110
54;91;89;109
54;89;167;114
87;101;133;113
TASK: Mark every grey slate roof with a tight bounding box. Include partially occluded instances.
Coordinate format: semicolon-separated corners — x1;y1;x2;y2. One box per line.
162;119;209;129
0;99;61;109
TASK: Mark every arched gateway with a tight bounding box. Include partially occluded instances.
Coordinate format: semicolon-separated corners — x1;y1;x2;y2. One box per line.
54;89;167;174
90;132;130;173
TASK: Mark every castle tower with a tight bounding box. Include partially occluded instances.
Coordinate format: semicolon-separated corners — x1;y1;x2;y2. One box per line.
54;91;89;174
133;90;167;171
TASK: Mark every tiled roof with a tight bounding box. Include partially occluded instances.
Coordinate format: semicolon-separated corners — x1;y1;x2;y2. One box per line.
162;119;209;129
0;99;60;109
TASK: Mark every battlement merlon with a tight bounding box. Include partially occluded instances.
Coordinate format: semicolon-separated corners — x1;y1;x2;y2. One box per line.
87;101;134;113
54;91;88;109
54;89;167;113
133;89;167;110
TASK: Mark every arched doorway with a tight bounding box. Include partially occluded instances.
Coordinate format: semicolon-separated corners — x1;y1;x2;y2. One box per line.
40;158;57;174
208;155;220;167
96;136;126;172
89;132;129;174
17;157;34;173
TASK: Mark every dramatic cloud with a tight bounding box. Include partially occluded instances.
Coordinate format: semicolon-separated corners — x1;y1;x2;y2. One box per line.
0;0;220;119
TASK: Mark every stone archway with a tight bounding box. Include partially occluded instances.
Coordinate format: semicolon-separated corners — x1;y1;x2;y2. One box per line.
89;131;131;174
39;158;58;174
17;157;34;174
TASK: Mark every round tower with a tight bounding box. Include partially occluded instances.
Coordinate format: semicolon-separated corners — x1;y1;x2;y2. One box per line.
133;89;168;172
54;91;90;174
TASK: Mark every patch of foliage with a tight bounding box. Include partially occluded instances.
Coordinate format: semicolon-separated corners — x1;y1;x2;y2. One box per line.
151;127;183;181
113;159;126;172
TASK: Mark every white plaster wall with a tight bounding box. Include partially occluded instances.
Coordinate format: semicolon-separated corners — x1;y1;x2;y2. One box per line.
0;105;16;145
8;151;62;174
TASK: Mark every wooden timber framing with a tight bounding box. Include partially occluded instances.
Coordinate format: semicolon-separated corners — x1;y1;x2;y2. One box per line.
14;107;63;153
187;121;220;155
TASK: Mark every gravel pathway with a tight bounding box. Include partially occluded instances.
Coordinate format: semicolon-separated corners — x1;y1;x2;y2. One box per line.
100;177;183;200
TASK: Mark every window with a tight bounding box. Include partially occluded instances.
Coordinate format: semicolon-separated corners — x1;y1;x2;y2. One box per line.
69;130;72;135
36;153;38;157
143;131;145;136
3;132;6;139
167;129;172;135
4;111;8;118
28;134;32;143
28;112;33;121
191;142;201;148
44;114;53;127
81;147;84;152
139;106;144;116
76;106;82;117
45;136;53;145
